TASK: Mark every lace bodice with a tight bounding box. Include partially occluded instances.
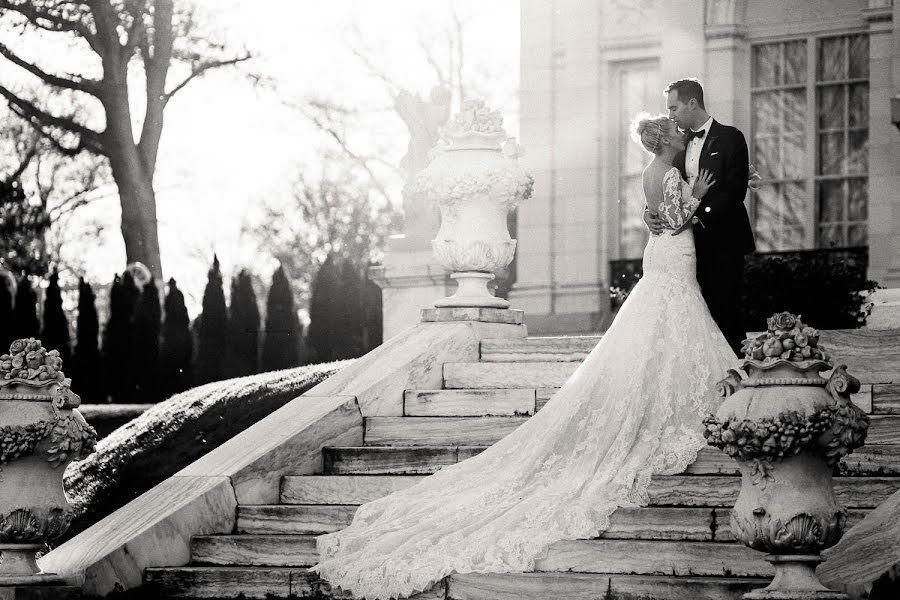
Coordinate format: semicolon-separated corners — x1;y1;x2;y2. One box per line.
657;167;699;231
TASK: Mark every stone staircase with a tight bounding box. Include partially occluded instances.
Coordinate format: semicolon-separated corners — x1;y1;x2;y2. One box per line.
144;333;900;600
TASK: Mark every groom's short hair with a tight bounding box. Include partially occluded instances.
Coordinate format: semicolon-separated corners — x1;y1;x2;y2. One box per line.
665;78;705;110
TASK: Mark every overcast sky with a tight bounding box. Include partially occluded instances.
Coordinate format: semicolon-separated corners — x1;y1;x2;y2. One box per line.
52;0;519;314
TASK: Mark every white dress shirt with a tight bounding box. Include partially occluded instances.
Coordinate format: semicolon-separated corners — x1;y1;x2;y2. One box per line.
685;116;713;182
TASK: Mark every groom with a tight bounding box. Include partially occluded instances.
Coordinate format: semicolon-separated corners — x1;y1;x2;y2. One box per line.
644;78;755;356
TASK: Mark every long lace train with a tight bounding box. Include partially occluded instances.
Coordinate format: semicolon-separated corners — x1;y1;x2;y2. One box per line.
313;229;737;600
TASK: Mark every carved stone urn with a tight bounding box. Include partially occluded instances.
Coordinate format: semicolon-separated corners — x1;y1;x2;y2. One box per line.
704;313;869;600
0;338;97;584
408;98;534;308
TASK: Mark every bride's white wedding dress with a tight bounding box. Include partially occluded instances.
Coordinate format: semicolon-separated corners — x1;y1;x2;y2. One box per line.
313;167;738;599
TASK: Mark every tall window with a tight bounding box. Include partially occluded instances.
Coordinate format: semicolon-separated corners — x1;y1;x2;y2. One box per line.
816;34;869;248
618;65;660;258
750;33;869;251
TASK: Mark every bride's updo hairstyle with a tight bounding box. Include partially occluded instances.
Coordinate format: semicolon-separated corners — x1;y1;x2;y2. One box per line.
631;113;673;155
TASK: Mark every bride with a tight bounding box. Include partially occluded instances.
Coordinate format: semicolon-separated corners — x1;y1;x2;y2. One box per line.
313;114;738;599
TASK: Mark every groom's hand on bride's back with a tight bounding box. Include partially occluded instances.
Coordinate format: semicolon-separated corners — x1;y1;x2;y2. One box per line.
643;208;664;235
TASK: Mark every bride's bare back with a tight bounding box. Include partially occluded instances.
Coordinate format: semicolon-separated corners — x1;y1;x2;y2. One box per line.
641;160;670;214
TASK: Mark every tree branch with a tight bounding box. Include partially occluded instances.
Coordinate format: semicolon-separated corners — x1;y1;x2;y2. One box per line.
417;31;449;89
0;87;104;155
3;143;38;184
163;55;252;101
121;1;149;61
451;5;466;102
345;26;402;97
0;42;101;96
135;0;173;176
304;112;393;202
0;1;99;51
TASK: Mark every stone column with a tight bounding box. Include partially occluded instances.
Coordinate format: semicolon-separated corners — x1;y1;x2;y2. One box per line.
703;0;750;132
863;1;900;329
509;0;608;335
370;87;455;341
659;1;706;93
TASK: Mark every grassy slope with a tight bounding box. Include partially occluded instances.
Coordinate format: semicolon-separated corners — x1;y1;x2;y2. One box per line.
61;360;351;543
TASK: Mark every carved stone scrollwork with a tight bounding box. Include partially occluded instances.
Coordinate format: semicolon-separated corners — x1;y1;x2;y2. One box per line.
825;365;861;404
0;507;74;544
609;0;659;30
730;510;847;554
716;369;744;397
431;240;517;274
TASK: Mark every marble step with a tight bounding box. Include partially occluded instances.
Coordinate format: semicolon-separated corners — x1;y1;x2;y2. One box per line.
690;444;900;476
647;475;900;509
365;414;900;447
446;383;888;416
480;336;600;362
283;471;898;507
448;572;770;600
873;384;900;414
444;361;897;397
324;445;472;474
481;329;900;383
144;566;317;599
404;388;537;416
535;539;773;577
143;566;442;599
443;361;578;389
495;383;886;415
364;416;529;446
191;535;318;567
282;474;423;504
321;444;900;478
831;444;900;475
864;414;900;444
231;503;868;541
813;328;900;384
237;504;358;535
143;566;769;600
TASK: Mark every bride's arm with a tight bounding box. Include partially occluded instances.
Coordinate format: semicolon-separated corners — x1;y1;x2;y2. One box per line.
667;169;715;235
660;169;700;232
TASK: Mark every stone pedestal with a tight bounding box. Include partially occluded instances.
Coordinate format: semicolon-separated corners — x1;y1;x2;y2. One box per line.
369;244;454;342
866;287;900;329
421;307;525;325
745;555;847;600
0;585;81;600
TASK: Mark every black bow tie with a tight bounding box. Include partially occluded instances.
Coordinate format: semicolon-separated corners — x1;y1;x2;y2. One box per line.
687;129;706;142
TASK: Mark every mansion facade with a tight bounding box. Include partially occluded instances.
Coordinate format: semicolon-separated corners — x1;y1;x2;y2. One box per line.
510;0;900;333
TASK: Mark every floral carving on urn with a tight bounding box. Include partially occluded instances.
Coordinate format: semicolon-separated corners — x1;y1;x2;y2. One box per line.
0;338;97;583
704;313;868;600
408;98;534;308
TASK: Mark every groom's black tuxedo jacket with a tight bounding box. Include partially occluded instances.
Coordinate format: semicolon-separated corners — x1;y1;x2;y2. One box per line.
674;119;755;256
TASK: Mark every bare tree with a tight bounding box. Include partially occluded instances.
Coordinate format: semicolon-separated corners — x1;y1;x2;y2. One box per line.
243;2;515;306
0;0;251;280
0;106;109;276
295;1;508;194
242;153;400;306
